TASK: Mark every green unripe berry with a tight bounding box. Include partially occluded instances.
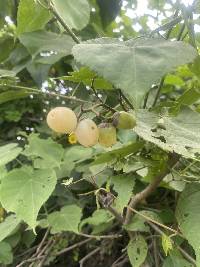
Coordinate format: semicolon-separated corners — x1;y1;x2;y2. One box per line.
113;111;136;129
98;123;117;147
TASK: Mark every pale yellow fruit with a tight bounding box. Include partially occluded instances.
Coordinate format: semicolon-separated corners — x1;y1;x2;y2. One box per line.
47;107;77;134
75;119;99;147
98;123;117;147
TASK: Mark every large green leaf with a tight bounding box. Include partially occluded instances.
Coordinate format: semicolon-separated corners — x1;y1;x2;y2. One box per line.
134;108;200;159
0;143;22;167
72;38;197;107
0;215;21;243
0;242;13;265
0;167;57;229
17;0;51;35
48;205;82;234
51;0;90;30
127;235;148;267
19;30;75;62
176;184;200;265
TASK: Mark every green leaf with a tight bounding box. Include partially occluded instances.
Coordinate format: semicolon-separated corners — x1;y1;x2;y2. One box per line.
17;0;51;35
0;143;22;166
0;33;14;63
19;30;75;60
135;108;200;159
0;167;57;229
164;74;184;86
163;250;193;267
23;133;64;168
177;87;200;106
48;205;82;234
72;38;197;107
176;184;200;265
80;209;112;229
162;234;173;256
111;175;135;212
127;235;148;267
0;242;13;265
64;145;93;163
0;215;21;243
62;67;113;90
0;90;31;104
93;142;143;165
52;0;90;30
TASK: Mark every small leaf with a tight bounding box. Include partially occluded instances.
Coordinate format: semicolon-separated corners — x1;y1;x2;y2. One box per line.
80;209;112;229
17;0;51;35
127;235;148;267
51;0;90;30
62;67;113;90
0;143;22;167
0;167;57;229
162;234;173;256
48;205;82;234
0;215;21;243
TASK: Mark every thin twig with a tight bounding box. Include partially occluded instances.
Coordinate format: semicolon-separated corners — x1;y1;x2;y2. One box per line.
16;256;44;267
127;207;182;237
79;247;101;267
111;253;127;267
0;84;92;104
47;1;80;43
78;232;122;240
148;222;196;266
38;239;56;267
118;89;134;110
152;76;165;107
98;193;123;223
118;90;128;111
150;15;182;36
124;153;180;225
90;78;116;113
56;238;92;256
153;237;160;267
36;228;50;254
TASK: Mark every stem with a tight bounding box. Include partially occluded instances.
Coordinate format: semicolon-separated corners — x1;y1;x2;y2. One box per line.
0;84;91;104
79;248;101;267
124;153;180;226
152;76;165;107
48;1;80;44
56;238;92;256
90;78;116;113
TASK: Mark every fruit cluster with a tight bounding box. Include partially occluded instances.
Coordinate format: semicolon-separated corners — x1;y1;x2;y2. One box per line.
46;107;136;148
